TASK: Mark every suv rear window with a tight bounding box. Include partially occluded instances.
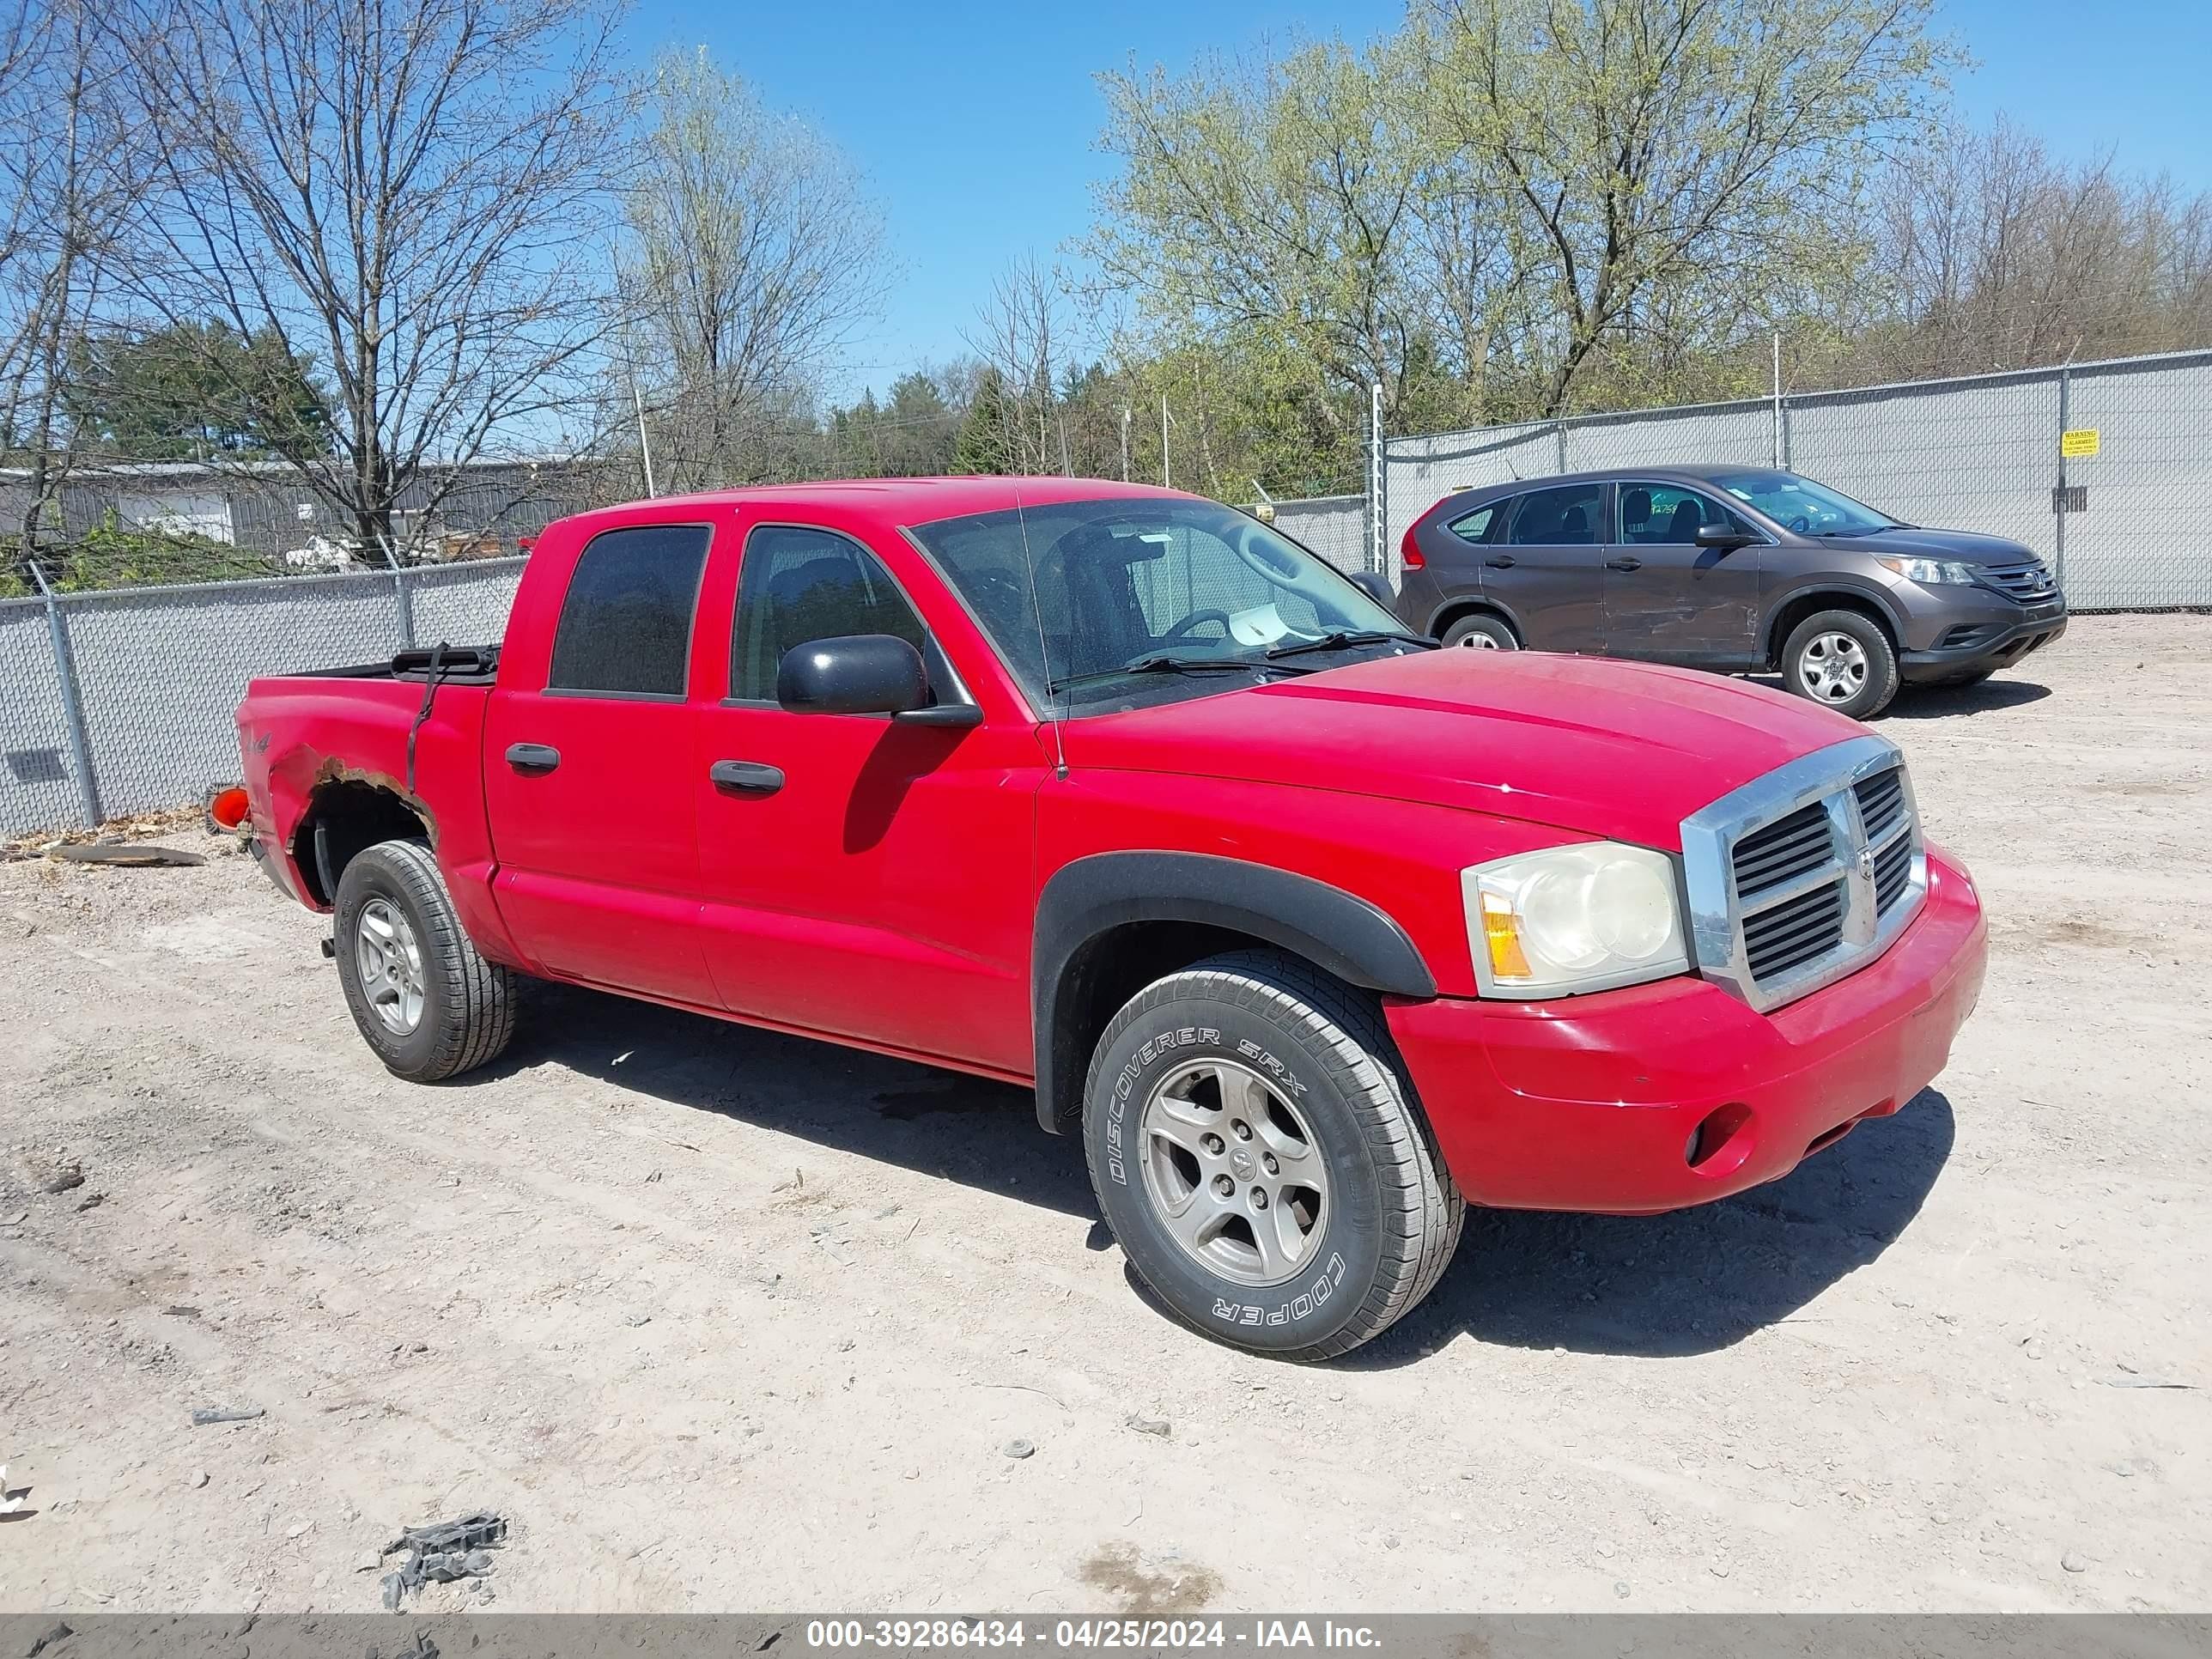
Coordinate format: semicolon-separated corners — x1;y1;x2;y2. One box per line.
547;524;710;697
1445;502;1498;544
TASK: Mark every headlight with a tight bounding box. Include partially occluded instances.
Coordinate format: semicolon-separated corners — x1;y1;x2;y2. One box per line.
1877;555;1978;586
1462;842;1689;998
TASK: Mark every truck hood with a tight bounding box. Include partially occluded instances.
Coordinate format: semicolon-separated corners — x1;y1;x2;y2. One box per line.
1060;649;1870;848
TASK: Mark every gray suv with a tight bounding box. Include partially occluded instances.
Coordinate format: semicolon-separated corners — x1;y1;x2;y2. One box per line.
1391;465;2067;720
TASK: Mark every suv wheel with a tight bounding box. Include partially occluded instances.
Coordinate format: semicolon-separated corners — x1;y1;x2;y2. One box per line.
1781;610;1899;720
1082;951;1463;1360
1441;613;1517;650
333;838;517;1082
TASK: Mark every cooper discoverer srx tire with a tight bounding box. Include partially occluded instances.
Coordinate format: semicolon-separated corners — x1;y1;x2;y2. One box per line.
1082;950;1463;1360
333;837;516;1083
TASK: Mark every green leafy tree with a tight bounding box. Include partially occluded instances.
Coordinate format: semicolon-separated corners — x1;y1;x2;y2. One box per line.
951;366;1016;474
64;320;332;461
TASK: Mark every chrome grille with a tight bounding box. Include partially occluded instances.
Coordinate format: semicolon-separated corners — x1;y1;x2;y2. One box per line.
1978;560;2060;604
1854;768;1906;844
1731;801;1833;899
1743;878;1848;981
1680;736;1928;1013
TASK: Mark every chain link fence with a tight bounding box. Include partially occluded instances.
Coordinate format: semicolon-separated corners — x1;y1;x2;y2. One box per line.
1;557;526;835
1373;349;2212;604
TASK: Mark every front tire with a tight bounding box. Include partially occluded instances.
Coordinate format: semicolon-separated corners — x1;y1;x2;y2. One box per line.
1782;609;1899;719
333;838;516;1082
1082;951;1463;1361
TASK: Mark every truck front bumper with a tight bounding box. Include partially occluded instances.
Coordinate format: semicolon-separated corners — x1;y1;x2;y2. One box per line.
1385;851;1987;1213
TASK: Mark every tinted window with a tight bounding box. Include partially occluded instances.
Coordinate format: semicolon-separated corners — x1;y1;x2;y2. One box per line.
1619;483;1738;544
1446;502;1498;544
730;525;926;702
546;524;709;696
1506;484;1601;546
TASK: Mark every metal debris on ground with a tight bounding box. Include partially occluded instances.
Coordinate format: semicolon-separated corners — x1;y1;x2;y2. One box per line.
189;1405;265;1425
379;1511;507;1610
53;842;205;867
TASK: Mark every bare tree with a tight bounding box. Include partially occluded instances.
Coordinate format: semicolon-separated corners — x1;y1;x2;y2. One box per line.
963;255;1071;475
1857;118;2212;377
115;0;634;560
619;47;889;492
0;0;150;559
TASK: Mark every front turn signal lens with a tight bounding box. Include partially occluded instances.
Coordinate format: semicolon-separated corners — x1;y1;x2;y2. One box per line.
1480;890;1533;980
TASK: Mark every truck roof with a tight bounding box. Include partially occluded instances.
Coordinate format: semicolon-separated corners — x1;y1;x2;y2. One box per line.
571;475;1187;531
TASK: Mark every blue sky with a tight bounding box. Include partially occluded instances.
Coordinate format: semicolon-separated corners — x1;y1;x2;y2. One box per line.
634;0;2212;399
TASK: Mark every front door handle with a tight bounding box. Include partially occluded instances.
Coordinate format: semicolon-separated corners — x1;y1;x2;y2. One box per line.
1606;556;1644;572
1485;555;1516;568
709;759;785;796
505;742;561;773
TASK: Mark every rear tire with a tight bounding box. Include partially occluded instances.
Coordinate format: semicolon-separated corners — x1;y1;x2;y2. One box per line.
1781;609;1899;720
1082;950;1463;1361
1440;612;1518;650
333;838;516;1083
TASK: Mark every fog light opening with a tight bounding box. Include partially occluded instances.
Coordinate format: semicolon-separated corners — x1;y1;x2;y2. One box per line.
1685;1103;1755;1175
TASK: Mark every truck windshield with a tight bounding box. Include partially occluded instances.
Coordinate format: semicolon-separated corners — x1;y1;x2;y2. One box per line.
1708;470;1904;537
906;497;1418;711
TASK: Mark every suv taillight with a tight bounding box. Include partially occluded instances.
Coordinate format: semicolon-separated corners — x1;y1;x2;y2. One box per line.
1401;527;1425;570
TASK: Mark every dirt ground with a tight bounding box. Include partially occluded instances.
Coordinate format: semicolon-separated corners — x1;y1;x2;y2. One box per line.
2;613;2207;1616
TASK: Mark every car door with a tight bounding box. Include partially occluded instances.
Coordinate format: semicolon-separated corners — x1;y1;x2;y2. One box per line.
1486;482;1607;651
482;518;720;1005
690;518;1043;1077
1604;482;1765;665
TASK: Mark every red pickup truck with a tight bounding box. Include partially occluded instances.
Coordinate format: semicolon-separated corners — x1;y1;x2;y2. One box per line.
235;477;1987;1359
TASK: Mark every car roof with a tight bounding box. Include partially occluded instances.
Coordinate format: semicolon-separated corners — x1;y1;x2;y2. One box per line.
1422;464;1771;514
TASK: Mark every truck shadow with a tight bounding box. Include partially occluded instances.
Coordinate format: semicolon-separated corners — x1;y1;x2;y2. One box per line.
460;979;1097;1218
472;982;1954;1363
1331;1087;1957;1366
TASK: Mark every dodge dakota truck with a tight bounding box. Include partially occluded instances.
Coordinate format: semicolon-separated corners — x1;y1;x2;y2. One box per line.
235;477;1988;1360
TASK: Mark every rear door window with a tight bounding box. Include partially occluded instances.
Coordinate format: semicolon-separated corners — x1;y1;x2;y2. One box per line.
546;523;710;697
1506;483;1601;546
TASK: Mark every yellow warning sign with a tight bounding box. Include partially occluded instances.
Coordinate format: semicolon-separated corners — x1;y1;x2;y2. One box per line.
2061;428;2100;458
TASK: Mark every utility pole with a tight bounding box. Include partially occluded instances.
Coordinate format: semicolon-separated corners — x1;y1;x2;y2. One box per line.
630;362;658;498
1160;395;1173;490
1120;406;1131;483
1771;332;1784;468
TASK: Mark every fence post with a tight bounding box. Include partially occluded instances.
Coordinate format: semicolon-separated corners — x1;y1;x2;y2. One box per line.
1366;382;1387;575
381;540;416;649
27;559;102;829
1555;419;1569;474
2053;362;2070;588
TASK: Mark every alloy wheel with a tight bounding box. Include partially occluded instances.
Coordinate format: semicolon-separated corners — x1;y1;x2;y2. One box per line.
1139;1058;1330;1286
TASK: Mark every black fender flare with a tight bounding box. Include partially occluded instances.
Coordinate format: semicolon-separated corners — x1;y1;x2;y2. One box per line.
1031;851;1437;1133
1761;580;1908;663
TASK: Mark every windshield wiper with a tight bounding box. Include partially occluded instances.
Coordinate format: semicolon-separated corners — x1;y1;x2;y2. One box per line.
1263;629;1437;660
1045;653;1317;695
1820;522;1912;538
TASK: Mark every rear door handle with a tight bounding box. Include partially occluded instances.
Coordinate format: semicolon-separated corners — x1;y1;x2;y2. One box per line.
709;759;785;796
1485;555;1516;568
1606;556;1643;572
504;742;560;773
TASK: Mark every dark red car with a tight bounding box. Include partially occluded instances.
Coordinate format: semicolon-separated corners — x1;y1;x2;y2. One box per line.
235;478;1987;1359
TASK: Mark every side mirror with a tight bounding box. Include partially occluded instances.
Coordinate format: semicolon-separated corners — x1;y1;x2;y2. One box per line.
776;634;930;716
1347;571;1396;606
1695;522;1754;551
